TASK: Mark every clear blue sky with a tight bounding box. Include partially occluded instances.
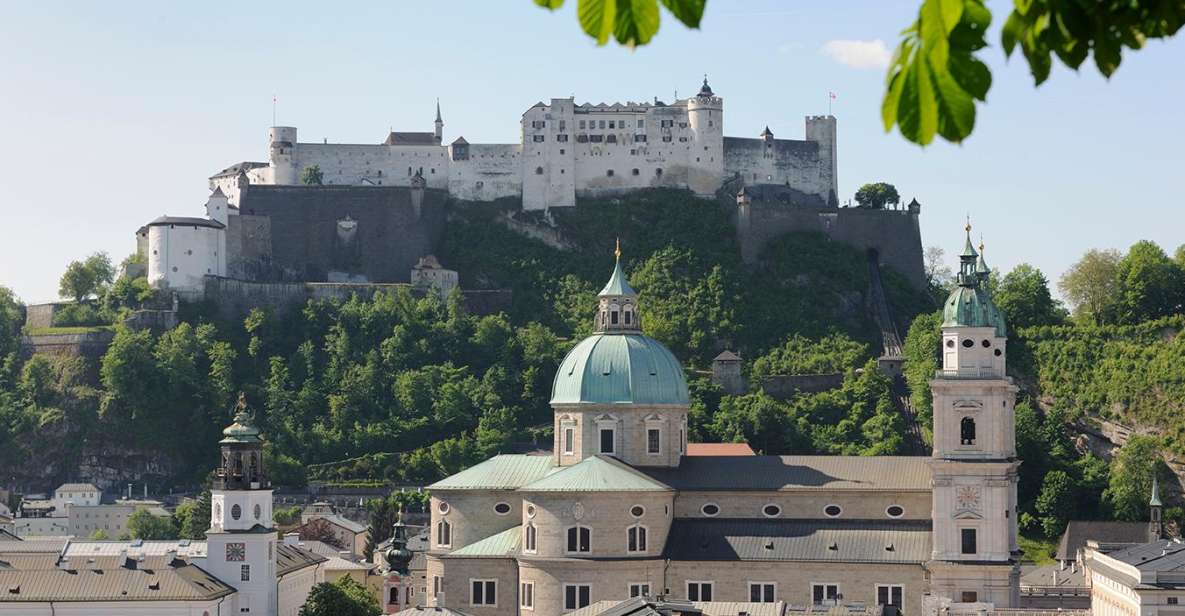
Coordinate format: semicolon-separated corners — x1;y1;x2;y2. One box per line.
1;1;1182;303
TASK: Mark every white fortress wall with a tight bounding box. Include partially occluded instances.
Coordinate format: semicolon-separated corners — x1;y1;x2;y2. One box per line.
147;223;225;293
571;104;695;197
522;99;577;210
290;143;449;189
723;136;831;200
448;143;522;202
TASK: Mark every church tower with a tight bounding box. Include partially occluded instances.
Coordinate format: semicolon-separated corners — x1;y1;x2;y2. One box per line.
926;225;1020;608
434;99;443;145
207;393;277;616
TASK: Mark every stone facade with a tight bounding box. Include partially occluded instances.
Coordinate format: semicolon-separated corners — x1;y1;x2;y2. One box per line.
217;79;838;213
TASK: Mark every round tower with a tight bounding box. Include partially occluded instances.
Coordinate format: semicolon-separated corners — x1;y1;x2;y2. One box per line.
268;126;298;185
686;77;724;196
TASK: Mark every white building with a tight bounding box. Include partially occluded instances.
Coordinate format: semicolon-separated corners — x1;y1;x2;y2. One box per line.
51;483;100;511
213;78;839;211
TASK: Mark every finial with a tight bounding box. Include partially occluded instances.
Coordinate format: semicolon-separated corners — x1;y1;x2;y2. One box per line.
964;214;971;235
614;237;621;260
235;391;247;414
979;234;985;253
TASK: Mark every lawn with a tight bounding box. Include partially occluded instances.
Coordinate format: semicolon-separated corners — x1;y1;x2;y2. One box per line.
24;325;115;336
1018;532;1059;565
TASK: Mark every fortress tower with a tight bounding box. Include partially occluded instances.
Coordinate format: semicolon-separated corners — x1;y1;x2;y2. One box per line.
686;77;724;196
926;226;1020;608
268;126;298;185
804;115;838;205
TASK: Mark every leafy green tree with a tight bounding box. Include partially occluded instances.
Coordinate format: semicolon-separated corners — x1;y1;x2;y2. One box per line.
301;165;324;186
1036;470;1074;537
126;507;179;540
174;494;211;540
924;246;954;299
90;529;110;539
750;334;869;380
1113;240;1185;324
853;182;901;210
902;310;943;436
58;252;115;303
299;575;380;616
993;264;1066;329
0;286;23;358
274;505;303;526
632;246;738;366
1059;249;1122;324
1104;435;1164;521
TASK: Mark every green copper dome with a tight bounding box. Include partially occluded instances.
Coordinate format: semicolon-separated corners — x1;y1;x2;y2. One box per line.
943;224;1007;337
551;333;689;405
220;392;263;444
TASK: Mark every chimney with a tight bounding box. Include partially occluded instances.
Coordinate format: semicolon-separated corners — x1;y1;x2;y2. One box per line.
284;532;300;546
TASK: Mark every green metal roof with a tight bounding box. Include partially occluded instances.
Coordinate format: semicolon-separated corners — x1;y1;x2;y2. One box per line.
598;259;637;297
427;455;556;491
446;526;521;558
942;285;1007;337
551;334;689;405
519;455;672;493
220;393;263;444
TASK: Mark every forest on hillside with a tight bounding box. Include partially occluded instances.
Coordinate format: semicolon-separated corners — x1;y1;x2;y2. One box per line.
1;190;1184;549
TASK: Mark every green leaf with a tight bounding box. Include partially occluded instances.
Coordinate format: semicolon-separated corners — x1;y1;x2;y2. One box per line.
614;0;661;46
938;0;964;33
1093;30;1122;77
896;57;938;146
920;0;951;67
659;0;705;28
534;0;564;8
881;44;911;131
929;56;976;142
949;52;991;100
578;0;617;45
1001;11;1023;56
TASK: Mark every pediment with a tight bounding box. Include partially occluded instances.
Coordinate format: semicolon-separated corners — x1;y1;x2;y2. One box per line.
953;510;983;520
953;399;984;410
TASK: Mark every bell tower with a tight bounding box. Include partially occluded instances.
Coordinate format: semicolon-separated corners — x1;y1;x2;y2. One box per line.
926;224;1020;609
207;393;277;616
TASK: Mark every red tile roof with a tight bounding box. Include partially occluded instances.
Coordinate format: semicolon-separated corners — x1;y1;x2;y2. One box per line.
686;442;756;456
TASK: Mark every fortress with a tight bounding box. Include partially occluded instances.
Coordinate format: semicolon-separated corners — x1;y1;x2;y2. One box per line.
209;78;838;211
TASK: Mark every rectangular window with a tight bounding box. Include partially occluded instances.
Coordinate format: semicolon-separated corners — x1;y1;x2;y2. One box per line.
559;120;566;130
557;134;569;142
240;564;250;581
877;585;904;615
961;591;978;603
961;528;977;554
1169;598;1180;606
635;134;647;142
521;582;534;610
471;579;496;606
678;429;684;453
812;583;840;605
563;427;575;454
564;584;591;610
609;121;615;129
638;119;645;128
600;428;615;454
647;429;661;454
629;583;650;598
525;524;537;552
532;135;545;143
567;526;591;553
599;120;606;129
433;576;442;597
687;582;713;602
749;583;776;603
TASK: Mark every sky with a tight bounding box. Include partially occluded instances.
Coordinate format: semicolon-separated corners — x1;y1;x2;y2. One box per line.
1;1;1182;303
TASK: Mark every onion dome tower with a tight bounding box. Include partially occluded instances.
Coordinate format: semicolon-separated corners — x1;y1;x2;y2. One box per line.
385;515;414;575
550;242;689;468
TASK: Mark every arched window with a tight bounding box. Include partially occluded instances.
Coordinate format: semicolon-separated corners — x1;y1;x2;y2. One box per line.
524;523;537;553
566;525;591;553
624;306;633;325
960;417;976;445
610;307;619;325
535;166;544;175
436;520;451;547
627;525;647;552
389;587;399;604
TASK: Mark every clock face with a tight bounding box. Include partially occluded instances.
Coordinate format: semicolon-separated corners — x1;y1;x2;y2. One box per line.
226;542;246;562
956;486;981;511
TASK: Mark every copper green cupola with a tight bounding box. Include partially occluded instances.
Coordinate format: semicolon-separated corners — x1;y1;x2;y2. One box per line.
595;239;641;333
214;392;269;491
942;223;1007;337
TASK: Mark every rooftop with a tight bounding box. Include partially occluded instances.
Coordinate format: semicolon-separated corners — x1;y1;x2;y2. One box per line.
567;598;788;616
686;442;755;457
519;455;672;493
1057;520;1148;561
445;526;520;558
55;483;99;494
145;216;225;230
0;564;235;603
384;132;439;146
642;455;932;492
428;454;556;491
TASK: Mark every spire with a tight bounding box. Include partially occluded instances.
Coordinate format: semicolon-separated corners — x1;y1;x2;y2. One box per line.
596;241;641;333
698;75;714;97
599;240;636;297
1152;474;1163;507
976;236;990;276
435;98;442;123
961;218;978;258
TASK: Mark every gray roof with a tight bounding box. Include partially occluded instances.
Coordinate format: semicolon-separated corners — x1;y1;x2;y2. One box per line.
0;564;235;602
642;456;932;492
276;543;328;576
210;161;267;179
1020;564;1087;590
428;454;556;491
1057;520;1148;561
1095;539;1185;588
567;598;787;616
55;483;99;493
384;132;438;146
307;513;366;535
145;216;225;230
519;455;672;493
663;518;932;564
394;606;476;616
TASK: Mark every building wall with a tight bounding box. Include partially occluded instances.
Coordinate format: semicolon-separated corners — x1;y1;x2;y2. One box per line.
724;137;830;203
429;491;523;553
429;556;518;616
521;99;577;210
552;406;688;468
67;504;136;537
12;516;68;537
448;143;522;202
146;224;225;294
519;558;665;615
288;143;450;190
519;491;673;560
278;564;323;616
671;489;932;521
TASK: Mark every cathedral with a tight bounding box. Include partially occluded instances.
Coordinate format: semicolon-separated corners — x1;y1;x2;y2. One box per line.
423;228;1019;615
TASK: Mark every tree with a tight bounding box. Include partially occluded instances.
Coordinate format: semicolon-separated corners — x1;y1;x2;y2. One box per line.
993;264;1066;329
1035;470;1074;538
175;490;211;540
301;165;324;186
1104;435;1164;521
1059;249;1122;324
299;576;381;616
58;252;115;303
924;246;953;297
126;507;179;540
298;517;346;550
1113;240;1185;324
0;286;23;358
853;182;901;210
531;1;1183;146
750;333;869;380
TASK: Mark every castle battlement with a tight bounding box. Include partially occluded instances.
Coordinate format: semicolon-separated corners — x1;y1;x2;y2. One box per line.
210;77;838;212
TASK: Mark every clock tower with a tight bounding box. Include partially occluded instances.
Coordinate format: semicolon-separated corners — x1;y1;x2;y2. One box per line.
207;393;277;615
926;227;1021;608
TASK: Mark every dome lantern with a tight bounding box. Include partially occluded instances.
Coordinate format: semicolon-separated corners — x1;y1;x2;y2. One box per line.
595;240;641;333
